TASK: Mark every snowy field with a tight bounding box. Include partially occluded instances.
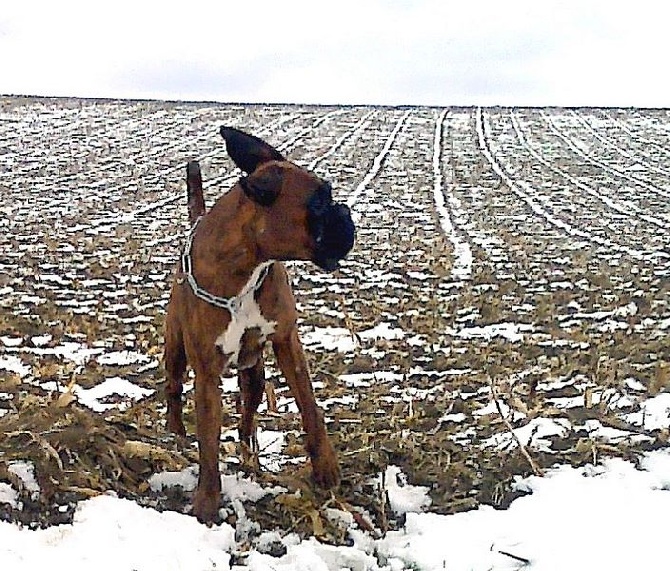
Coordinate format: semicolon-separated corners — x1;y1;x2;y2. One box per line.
1;98;669;569
1;449;670;570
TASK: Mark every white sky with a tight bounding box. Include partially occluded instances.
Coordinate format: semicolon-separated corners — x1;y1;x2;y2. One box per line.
1;0;669;107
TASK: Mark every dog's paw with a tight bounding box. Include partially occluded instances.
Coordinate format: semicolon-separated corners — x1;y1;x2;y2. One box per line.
192;490;220;524
167;415;187;437
240;441;261;472
311;450;341;489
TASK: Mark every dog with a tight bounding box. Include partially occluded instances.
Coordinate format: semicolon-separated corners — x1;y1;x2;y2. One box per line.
163;126;355;523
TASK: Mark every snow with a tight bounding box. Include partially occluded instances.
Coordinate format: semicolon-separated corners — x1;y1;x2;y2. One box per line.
0;355;31;378
148;466;198;492
624;392;670;430
95;350;150;366
0;483;18;508
452;322;534;343
0;336;23;347
74;376;155;412
432;108;473;281
358;322;405;341
301;326;358;353
21;342;106;366
30;334;53;347
0;495;235;570
379;466;431;515
339;371;405;387
483;417;572;452
2;451;670;570
7;461;40;499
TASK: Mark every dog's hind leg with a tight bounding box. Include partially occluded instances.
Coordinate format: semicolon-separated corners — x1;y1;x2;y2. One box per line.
273;328;340;489
186;161;206;225
238;359;265;465
164;314;187;437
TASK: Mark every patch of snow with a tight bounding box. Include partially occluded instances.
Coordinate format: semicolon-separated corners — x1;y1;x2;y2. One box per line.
220;472;282;504
8;461;40;499
0;483;18;508
148;467;198;493
74;377;154;412
0;494;235;570
338;371;404;388
379;451;670;571
301;327;358;353
483;417;571;452
577;419;652;444
624;377;647;392
0;336;23;347
625;392;670;430
473;400;526;421
454;322;533;342
372;466;431;516
31;334;53;347
319;394;359;409
26;342;105;366
95;350;150;366
0;355;31;377
358;322;405;341
439;412;466;423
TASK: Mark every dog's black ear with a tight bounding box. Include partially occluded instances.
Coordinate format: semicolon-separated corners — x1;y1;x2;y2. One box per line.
240;164;283;206
220;126;285;174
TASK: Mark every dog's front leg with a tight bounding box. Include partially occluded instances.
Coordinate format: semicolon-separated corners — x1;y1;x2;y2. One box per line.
273;328;340;489
193;369;223;523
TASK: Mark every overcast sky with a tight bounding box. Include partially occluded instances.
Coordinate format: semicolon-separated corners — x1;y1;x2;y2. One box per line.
1;0;668;107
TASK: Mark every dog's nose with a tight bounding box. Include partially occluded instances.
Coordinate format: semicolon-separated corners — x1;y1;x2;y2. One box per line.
311;202;354;271
318;258;340;271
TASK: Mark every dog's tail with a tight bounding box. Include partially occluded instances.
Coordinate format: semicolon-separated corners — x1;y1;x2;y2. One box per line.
186;161;206;225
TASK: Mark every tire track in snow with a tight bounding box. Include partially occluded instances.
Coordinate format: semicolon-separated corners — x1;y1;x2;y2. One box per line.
276;108;349;154
510;111;669;231
432;108;472;281
79;113;300;233
89;110;349;229
346;109;411;222
540;110;670;202
598;109;670;161
476;107;646;261
145;110;378;246
307;110;377;173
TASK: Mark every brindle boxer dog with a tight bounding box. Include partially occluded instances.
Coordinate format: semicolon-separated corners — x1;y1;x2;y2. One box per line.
164;126;355;523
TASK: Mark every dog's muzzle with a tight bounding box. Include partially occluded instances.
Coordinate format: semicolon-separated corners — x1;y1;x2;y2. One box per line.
308;200;355;271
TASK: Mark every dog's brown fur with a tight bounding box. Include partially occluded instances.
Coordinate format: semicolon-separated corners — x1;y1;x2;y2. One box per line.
164;128;353;523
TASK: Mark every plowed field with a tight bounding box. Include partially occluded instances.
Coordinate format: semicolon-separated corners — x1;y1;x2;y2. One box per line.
1;98;668;538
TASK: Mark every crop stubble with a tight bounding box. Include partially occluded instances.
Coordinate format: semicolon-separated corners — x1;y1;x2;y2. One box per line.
0;98;669;536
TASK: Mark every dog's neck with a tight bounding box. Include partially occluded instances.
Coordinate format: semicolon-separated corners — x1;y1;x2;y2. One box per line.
189;188;269;297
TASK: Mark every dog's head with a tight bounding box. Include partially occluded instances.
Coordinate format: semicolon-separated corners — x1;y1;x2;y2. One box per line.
220;126;355;271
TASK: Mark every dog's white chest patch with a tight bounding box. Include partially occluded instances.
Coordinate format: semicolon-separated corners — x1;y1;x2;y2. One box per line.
215;262;276;365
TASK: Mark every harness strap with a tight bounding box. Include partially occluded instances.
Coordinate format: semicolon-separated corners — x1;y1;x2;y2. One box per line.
179;217;272;313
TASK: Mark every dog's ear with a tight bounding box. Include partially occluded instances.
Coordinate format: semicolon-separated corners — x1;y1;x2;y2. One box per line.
240;164;283;206
220;126;285;174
